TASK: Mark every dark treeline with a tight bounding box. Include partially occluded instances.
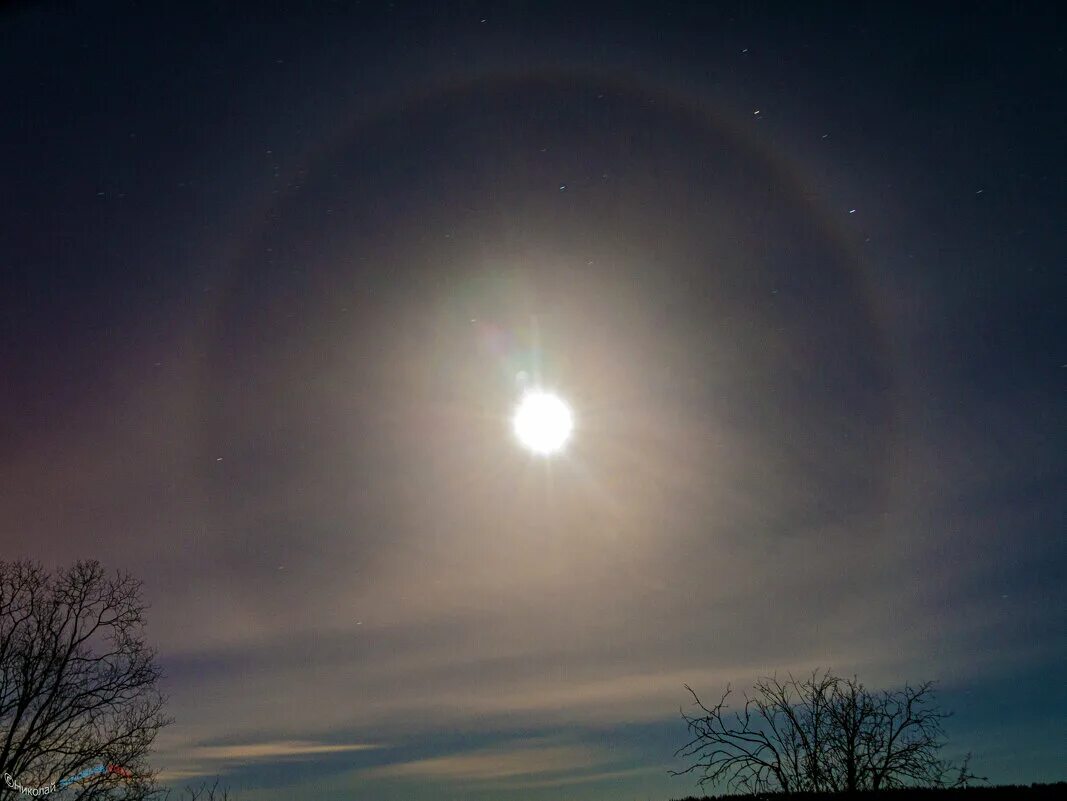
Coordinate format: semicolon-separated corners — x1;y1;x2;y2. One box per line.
672;782;1067;801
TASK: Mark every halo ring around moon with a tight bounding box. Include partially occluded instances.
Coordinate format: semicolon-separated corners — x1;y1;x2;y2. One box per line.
191;66;899;527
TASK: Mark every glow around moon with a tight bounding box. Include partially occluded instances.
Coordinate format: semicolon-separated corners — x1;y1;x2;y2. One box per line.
512;390;574;455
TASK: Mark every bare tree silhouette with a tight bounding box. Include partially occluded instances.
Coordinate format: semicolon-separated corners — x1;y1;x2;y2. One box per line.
672;669;984;795
0;560;171;800
162;778;237;801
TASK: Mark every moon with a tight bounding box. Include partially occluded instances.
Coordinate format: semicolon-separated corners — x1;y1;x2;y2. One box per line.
512;390;574;455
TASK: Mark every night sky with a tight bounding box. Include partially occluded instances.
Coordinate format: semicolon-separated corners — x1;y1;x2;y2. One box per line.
2;2;1065;799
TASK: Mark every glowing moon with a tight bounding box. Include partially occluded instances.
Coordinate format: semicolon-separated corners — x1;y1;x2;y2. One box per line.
512;390;574;455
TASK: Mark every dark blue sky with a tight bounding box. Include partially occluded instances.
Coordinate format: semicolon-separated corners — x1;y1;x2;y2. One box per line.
2;2;1064;799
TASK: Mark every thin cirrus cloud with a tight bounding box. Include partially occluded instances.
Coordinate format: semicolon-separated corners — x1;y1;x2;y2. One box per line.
155;740;384;783
190;741;384;761
480;767;663;791
363;741;612;783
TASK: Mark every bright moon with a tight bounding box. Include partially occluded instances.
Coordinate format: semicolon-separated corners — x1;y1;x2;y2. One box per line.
512;390;574;455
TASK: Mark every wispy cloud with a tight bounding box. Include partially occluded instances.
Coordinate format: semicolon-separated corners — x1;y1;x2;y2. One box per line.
484;766;663;790
366;741;610;783
153;769;222;784
189;740;382;762
154;740;383;783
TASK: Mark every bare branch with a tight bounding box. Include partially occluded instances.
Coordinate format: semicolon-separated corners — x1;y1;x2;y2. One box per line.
0;560;171;801
673;668;983;795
